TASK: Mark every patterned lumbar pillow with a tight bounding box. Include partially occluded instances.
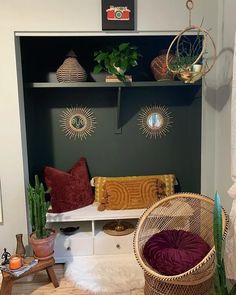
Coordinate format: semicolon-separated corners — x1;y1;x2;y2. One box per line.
98;178;166;211
44;157;94;213
92;174;175;203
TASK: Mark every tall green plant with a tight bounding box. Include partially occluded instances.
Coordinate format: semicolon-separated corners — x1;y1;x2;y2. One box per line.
213;192;236;295
27;175;50;239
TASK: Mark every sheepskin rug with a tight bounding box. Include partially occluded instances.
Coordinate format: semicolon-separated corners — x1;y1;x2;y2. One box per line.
65;254;144;295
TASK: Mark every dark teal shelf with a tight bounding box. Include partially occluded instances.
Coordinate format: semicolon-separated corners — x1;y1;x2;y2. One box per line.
25;80;201;133
25;80;201;88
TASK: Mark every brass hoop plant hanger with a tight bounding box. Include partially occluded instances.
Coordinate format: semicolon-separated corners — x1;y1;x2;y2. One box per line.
166;0;216;83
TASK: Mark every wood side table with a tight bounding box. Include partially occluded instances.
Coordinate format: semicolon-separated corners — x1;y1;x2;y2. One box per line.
0;257;59;295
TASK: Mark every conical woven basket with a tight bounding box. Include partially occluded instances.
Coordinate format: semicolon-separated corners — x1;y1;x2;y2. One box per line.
56;50;87;82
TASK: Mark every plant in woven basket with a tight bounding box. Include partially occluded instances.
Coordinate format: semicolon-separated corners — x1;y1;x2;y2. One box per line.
93;43;141;82
213;192;236;295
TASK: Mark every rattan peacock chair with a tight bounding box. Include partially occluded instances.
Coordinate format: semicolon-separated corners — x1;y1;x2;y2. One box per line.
134;193;228;295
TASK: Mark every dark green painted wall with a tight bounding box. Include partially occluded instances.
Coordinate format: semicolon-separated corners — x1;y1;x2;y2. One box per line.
22;36;202;193
25;85;201;193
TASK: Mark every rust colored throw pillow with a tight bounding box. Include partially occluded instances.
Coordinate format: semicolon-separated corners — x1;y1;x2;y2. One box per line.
143;230;210;276
44;158;94;213
98;178;166;211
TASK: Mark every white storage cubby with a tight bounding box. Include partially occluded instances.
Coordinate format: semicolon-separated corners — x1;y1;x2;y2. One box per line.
47;203;145;262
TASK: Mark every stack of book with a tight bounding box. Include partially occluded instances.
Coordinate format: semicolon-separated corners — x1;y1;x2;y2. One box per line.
0;259;38;277
105;75;132;82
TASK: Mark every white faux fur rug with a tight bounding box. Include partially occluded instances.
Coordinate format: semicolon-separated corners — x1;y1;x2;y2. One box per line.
65;254;144;295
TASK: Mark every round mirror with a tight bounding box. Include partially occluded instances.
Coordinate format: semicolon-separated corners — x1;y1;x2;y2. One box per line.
70;114;87;131
60;107;96;140
147;113;163;129
138;105;173;139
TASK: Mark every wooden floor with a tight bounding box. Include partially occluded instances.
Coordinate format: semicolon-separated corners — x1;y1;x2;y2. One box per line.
1;264;144;295
1;264;91;295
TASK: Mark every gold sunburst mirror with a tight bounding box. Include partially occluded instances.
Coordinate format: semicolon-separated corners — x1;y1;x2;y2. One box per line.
60;106;96;140
138;105;173;139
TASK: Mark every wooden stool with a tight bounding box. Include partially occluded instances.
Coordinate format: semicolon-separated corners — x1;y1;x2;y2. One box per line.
0;257;59;295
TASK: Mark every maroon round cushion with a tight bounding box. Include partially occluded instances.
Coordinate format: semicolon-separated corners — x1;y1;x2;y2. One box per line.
143;229;210;275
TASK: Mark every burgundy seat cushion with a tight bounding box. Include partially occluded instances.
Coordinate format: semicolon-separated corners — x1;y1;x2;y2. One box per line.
143;229;210;276
44;157;94;213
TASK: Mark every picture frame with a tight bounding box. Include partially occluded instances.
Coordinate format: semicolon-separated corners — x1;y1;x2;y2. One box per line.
102;0;135;31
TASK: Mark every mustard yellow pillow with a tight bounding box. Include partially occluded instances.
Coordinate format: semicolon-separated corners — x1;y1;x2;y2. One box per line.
98;178;166;211
92;174;175;203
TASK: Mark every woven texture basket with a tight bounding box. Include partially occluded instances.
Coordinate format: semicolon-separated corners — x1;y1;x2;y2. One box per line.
56;50;87;82
150;50;175;81
134;193;228;295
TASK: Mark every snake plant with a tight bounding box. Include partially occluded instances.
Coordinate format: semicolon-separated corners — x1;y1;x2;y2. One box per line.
213;192;236;295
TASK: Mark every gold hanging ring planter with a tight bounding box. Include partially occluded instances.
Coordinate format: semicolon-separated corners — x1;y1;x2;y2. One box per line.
166;25;216;83
186;0;194;11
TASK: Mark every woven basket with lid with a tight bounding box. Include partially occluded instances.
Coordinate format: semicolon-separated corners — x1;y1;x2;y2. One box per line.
56;50;87;82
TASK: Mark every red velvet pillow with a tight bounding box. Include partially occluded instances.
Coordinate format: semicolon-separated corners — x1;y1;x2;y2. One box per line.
143;229;210;276
44;158;94;213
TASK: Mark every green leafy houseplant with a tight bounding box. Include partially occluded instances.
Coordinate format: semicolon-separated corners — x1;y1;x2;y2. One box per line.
169;54;198;72
213;192;236;295
170;33;202;72
93;43;141;82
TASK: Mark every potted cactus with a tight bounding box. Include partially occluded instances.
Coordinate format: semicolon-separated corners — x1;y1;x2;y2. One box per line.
27;175;56;260
213;192;236;295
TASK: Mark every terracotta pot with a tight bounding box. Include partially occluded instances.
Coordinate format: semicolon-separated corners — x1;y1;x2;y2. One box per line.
29;229;56;260
150;50;175;81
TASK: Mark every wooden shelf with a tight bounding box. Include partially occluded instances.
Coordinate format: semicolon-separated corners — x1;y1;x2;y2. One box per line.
25;80;201;133
25;80;202;88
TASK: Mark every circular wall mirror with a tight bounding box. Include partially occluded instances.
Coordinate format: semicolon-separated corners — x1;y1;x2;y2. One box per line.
138;105;172;139
70;114;87;131
60;107;96;140
147;113;164;129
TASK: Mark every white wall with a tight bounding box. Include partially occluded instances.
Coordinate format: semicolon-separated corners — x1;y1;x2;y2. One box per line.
0;0;220;253
215;0;236;212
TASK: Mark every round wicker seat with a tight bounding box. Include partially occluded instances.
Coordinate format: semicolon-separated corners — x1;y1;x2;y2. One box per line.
134;193;228;295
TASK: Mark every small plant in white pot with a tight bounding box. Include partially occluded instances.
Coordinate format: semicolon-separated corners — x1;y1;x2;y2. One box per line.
93;43;141;82
27;175;56;260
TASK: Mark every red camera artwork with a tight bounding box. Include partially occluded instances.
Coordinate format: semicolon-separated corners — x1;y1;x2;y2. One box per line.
106;6;131;21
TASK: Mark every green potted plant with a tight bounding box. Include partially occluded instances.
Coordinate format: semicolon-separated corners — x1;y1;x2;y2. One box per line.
168;35;203;83
213;192;236;294
27;175;56;260
169;54;198;72
93;42;141;82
